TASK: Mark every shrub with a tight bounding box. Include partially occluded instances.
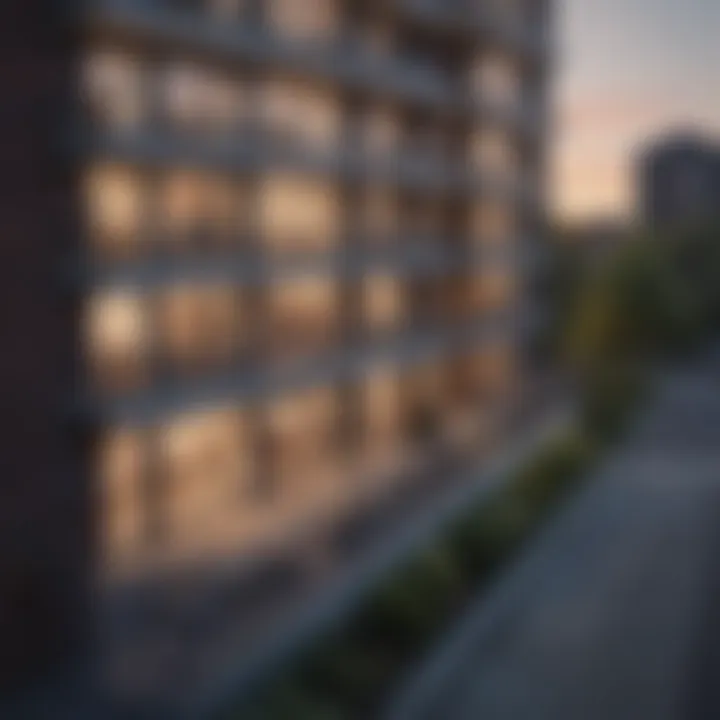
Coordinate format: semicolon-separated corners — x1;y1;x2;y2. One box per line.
448;496;532;579
580;365;645;442
242;680;344;720
512;432;596;511
356;547;465;651
299;639;402;712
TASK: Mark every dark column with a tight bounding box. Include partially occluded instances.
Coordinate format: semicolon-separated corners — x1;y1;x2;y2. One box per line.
0;1;90;687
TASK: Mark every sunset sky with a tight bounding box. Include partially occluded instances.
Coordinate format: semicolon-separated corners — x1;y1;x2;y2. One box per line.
553;0;720;222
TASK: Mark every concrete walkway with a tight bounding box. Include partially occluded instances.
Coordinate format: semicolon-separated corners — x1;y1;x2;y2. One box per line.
390;353;720;720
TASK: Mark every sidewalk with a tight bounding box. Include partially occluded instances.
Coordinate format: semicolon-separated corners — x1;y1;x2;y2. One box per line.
388;353;720;720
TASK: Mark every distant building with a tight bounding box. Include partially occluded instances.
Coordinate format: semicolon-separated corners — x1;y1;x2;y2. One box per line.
638;132;720;231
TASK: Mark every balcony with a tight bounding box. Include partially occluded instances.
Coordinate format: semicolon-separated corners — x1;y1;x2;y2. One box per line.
78;307;533;428
85;0;453;111
80;126;528;201
83;0;544;135
391;0;550;62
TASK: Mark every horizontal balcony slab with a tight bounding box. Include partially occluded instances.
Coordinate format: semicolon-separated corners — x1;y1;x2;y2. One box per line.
76;310;536;427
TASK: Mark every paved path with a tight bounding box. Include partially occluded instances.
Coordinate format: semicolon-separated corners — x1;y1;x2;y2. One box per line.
391;353;720;720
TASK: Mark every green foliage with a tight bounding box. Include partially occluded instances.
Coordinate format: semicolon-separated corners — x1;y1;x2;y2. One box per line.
511;432;596;511
242;680;345;720
298;638;402;712
567;229;720;374
564;228;720;443
357;546;465;650
581;366;645;442
448;496;531;579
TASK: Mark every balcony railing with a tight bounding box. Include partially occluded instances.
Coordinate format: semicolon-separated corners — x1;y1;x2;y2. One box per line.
83;0;544;134
392;0;550;60
79;309;533;427
80;126;531;206
79;240;531;293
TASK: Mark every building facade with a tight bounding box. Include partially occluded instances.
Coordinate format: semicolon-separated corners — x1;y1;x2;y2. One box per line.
2;0;550;707
639;131;720;231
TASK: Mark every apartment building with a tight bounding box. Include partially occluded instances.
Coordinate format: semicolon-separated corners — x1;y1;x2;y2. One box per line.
639;131;720;231
2;0;550;707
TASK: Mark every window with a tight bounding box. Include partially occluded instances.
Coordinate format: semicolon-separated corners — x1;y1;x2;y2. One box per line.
98;428;147;565
472;343;517;401
84;50;144;131
269;277;338;361
161;410;248;538
471;201;517;245
365;23;394;57
365;106;399;156
260;175;339;254
365;274;404;335
262;78;341;148
402;198;445;240
268;387;338;492
85;166;145;259
159;172;245;250
404;362;446;443
163;63;243;135
157;283;239;372
267;0;339;42
363;188;398;243
364;368;403;455
86;291;148;392
470;129;519;181
470;271;517;313
471;54;521;110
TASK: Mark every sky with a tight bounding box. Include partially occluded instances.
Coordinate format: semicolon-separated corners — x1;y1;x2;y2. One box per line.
553;0;720;222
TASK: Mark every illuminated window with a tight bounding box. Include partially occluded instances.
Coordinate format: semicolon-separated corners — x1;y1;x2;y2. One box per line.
158;283;239;371
365;368;403;453
472;344;517;400
260;175;339;254
262;78;341;148
471;54;521;109
471;271;517;313
85;165;145;259
365;274;404;334
161;410;248;537
471;201;517;245
267;0;340;42
268;387;338;490
98;428;147;564
270;277;337;361
84;50;144;131
363;188;398;243
86;291;148;392
365;106;399;155
163;63;243;134
159;173;245;249
471;129;519;181
404;362;446;442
